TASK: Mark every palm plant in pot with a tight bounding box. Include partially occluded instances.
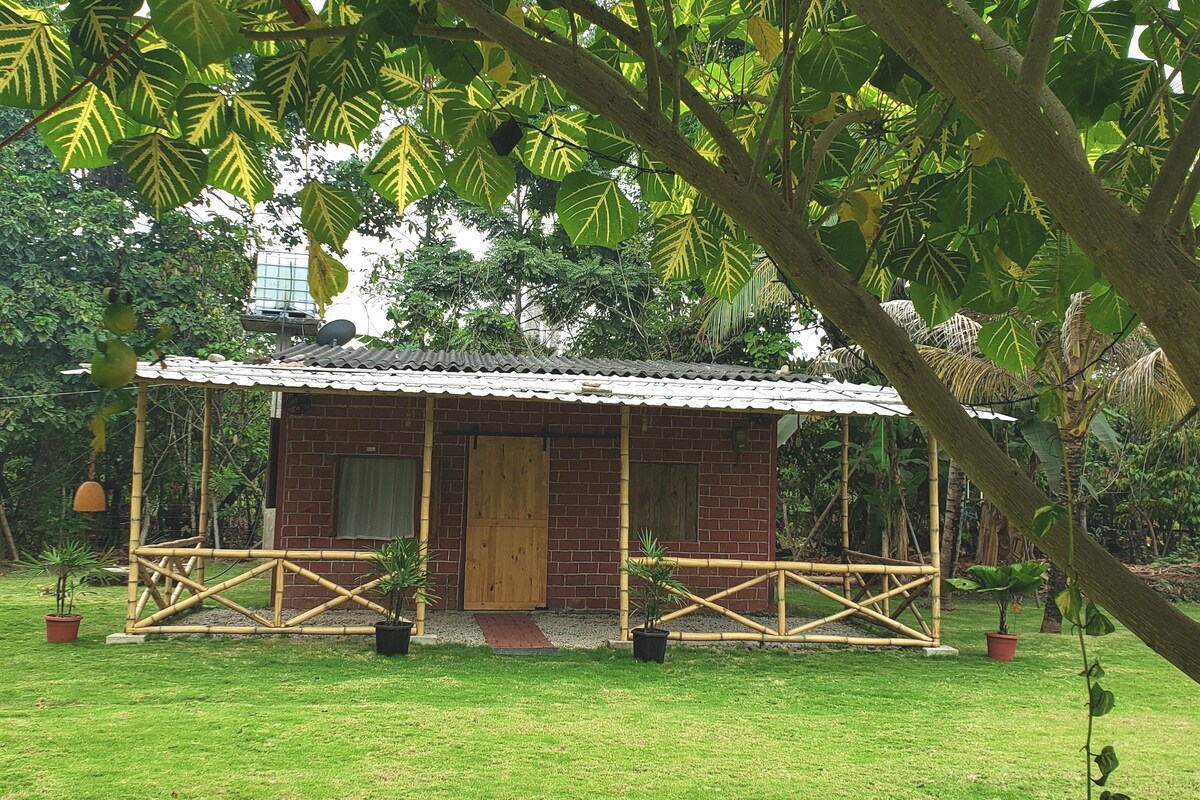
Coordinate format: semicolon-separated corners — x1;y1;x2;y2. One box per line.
369;537;437;656
622;530;688;663
20;540;109;643
948;561;1048;661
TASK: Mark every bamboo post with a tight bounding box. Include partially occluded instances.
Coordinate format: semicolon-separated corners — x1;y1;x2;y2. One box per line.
125;383;148;633
415;396;434;637
929;432;941;646
840;415;850;599
273;558;285;627
776;569;787;635
619;405;630;641
196;389;212;602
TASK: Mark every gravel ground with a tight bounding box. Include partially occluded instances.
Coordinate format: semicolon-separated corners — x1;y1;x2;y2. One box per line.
180;606;864;649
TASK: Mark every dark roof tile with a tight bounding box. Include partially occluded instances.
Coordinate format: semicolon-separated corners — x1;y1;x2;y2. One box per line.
274;344;819;382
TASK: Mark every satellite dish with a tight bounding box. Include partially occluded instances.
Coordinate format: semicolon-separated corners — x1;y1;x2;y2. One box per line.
316;319;356;346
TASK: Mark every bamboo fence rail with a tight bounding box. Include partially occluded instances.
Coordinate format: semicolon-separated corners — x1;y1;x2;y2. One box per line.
124;547;403;636
626;554;940;646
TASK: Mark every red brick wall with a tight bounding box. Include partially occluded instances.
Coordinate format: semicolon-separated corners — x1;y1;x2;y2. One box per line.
276;394;775;611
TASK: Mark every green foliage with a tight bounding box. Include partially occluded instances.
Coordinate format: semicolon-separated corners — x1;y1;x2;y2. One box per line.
18;539;109;616
947;561;1048;635
621;530;688;632
369;537;437;624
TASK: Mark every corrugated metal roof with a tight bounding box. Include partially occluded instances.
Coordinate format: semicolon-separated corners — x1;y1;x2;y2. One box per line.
125;356;1013;421
275;344;820;382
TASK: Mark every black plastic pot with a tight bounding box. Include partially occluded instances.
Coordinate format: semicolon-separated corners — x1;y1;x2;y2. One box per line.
375;621;414;656
632;628;669;663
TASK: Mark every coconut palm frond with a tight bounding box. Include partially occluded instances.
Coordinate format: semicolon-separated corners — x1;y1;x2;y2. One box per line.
879;299;931;343
696;258;792;345
1105;348;1194;427
919;346;1034;404
930;312;982;354
825;346;871;379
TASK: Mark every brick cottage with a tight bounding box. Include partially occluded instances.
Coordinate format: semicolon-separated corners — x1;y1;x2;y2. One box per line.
113;345;1007;645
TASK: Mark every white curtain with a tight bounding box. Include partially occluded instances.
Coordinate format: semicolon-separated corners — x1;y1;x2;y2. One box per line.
336;457;417;539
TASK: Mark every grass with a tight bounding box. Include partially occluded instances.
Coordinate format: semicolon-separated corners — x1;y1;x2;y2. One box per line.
1;567;1198;800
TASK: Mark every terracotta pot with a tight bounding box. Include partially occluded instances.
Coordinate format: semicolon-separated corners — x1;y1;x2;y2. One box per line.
985;631;1019;661
45;614;82;644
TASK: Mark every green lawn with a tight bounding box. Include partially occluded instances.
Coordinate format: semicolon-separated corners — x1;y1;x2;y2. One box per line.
1;568;1198;800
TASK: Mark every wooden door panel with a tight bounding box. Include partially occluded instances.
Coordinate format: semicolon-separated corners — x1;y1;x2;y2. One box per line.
464;437;548;609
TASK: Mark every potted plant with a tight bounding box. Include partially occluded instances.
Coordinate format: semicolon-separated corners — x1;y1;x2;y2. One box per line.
948;561;1048;661
20;540;109;643
369;537;437;656
622;530;688;663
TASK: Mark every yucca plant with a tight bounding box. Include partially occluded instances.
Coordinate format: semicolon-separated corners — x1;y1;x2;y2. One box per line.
622;530;688;632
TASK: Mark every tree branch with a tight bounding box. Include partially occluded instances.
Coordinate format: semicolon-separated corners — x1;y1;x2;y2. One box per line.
748;0;808;191
632;0;661;115
240;23;485;41
553;0;755;177
1017;0;1064;92
1167;165;1200;236
946;0;1085;164
0;19;152;152
795;109;881;213
1143;98;1200;231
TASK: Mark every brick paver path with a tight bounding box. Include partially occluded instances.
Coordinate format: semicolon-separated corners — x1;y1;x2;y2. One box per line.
474;613;558;655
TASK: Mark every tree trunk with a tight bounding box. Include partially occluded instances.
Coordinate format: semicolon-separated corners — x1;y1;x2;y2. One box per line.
886;420;909;561
941;459;965;578
448;0;1200;681
977;498;1002;566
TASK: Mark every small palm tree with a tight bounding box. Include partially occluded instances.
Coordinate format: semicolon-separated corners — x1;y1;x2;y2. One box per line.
622;530;688;632
20;540;109;617
370;538;438;625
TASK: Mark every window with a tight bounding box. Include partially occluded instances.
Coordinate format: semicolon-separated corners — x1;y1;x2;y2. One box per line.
335;457;418;539
630;462;699;542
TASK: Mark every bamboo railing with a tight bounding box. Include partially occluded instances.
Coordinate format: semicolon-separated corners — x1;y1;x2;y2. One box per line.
125;547;392;635
627;554;940;647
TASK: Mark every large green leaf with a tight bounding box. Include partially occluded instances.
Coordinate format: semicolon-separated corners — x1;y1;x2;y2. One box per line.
118;46;186;126
379;48;426;106
110;132;207;217
425;97;493;150
311;36;383;101
253;49;308;119
175;83;227;147
307;238;348;317
794;22;881;94
306;86;380;147
0;21;71;109
445;146;515;213
909;282;961;328
936;163;1017;230
556;172;638;247
1086;285;1138;338
996;211;1048;269
298;179;362;253
364;124;444;210
702;238;757;301
651;214;718;281
1070;0;1135;59
229;89;284;143
207;130;271;207
894;240;970;298
517;111;588;181
977;317;1038;374
37;83;125;169
148;0;244;67
1055;49;1121;127
1020;250;1099;322
69;2;140;97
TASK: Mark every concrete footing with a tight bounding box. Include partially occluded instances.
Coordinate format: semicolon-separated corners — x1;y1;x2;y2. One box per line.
922;644;959;657
411;634;439;645
105;632;148;645
605;639;633;649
